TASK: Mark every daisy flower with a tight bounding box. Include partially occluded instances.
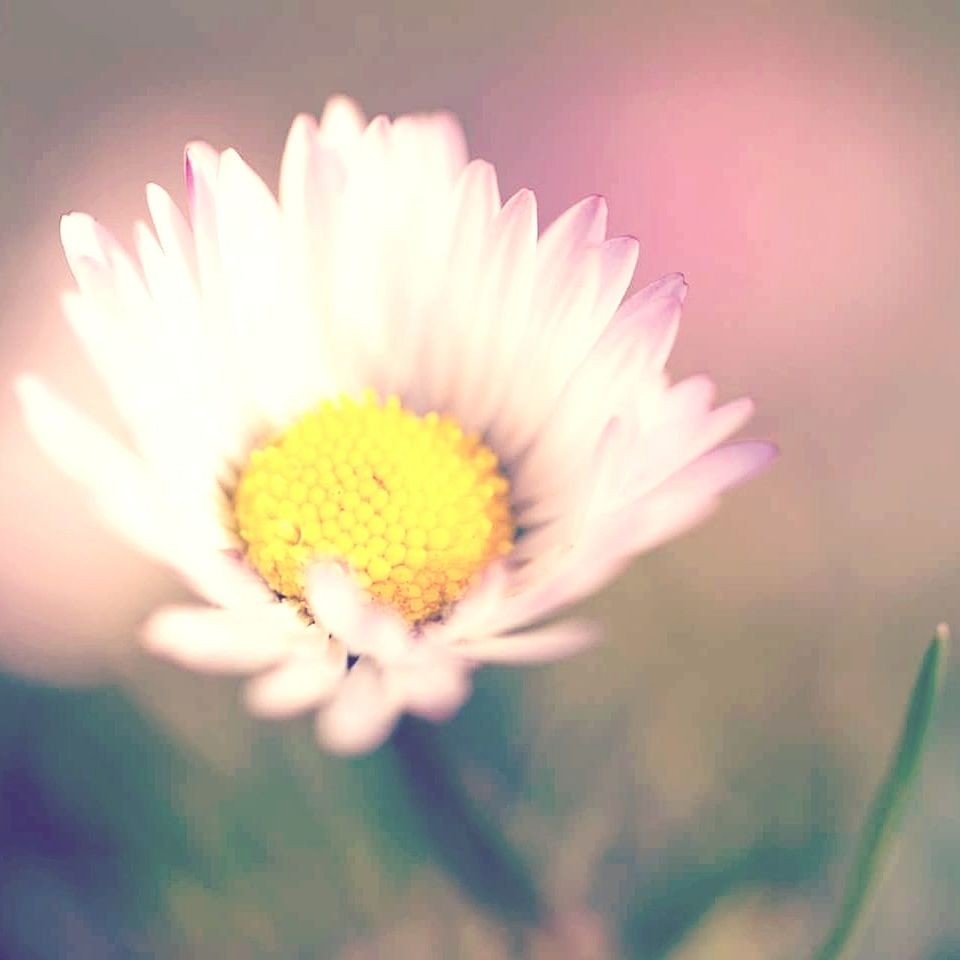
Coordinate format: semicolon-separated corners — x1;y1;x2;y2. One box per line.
16;96;774;753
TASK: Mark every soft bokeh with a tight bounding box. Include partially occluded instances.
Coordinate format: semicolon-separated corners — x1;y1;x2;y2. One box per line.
1;2;958;957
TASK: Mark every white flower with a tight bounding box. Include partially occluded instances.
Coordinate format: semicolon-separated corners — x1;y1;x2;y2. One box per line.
16;96;774;753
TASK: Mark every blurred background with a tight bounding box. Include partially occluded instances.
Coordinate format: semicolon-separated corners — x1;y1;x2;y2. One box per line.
1;1;959;957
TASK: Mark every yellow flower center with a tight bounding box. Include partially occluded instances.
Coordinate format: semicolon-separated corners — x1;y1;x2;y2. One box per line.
233;391;513;622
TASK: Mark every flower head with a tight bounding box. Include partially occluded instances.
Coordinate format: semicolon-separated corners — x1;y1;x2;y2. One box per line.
17;96;774;752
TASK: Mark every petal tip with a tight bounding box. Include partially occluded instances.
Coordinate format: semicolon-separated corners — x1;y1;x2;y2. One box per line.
366;114;391;136
501;186;538;223
663;271;689;300
289;111;318;136
218;147;243;171
321;93;364;121
183;142;217;201
183;148;197;202
727;439;780;483
758;440;780;466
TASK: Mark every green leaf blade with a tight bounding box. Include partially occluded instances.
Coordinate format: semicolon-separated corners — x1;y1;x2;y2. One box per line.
813;624;949;960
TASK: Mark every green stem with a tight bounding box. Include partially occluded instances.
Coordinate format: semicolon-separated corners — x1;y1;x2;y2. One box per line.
390;715;546;933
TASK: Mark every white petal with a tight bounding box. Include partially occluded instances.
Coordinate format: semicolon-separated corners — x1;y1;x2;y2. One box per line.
455;619;600;665
536;195;608;270
591;236;641;334
643;439;778;503
491;244;603;459
304;563;362;631
387;647;473;720
434;561;512;640
606;273;687;373
66;283;235;555
217;148;306;427
15;375;170;561
391;110;468;186
142;186;251;470
415;159;501;414
656;373;716;421
608;494;720;563
279;113;319;211
477;541;632;639
145;181;200;291
174;548;278;611
369;112;472;399
182;143;270;459
446;188;538;433
316;660;402;754
305;564;409;661
183;141;228;317
632;270;688;305
513;435;771;625
63;216;154;331
317;95;367;155
143;603;301;673
279;117;348;398
131;220;245;476
60;212;112;275
515;441;777;621
244;639;347;717
511;416;624;565
512;282;684;513
60;273;223;501
489;210;639;461
325;116;395;390
485;439;755;632
616;396;757;506
15;376;273;614
133;219;180;311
